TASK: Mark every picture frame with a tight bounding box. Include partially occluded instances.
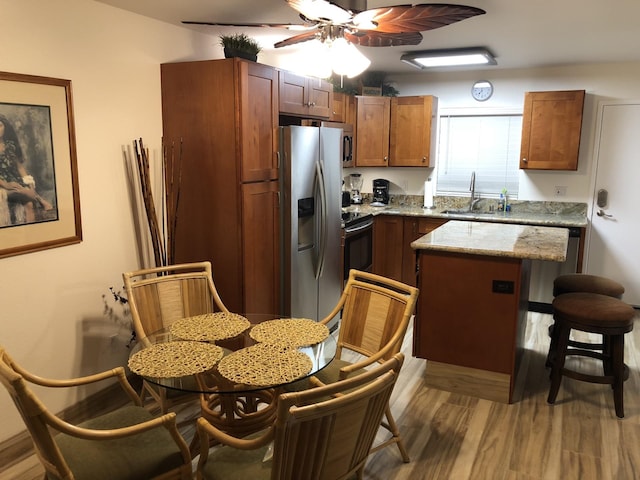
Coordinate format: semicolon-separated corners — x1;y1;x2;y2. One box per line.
0;71;81;259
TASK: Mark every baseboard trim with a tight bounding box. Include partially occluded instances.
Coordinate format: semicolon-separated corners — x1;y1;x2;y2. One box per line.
528;301;553;314
0;375;141;473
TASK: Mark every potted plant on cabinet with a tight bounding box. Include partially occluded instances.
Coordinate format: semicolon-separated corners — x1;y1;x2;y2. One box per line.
219;33;262;62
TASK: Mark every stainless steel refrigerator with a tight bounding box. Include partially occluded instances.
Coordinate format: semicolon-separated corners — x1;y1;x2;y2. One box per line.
280;125;343;330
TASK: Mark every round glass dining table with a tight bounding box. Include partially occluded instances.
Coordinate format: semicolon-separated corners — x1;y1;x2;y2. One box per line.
128;313;337;395
129;313;337;438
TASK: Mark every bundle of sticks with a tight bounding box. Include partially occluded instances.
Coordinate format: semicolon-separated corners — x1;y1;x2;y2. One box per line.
132;138;182;268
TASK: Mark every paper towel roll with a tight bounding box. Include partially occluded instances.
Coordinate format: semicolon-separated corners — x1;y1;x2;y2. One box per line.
423;179;433;208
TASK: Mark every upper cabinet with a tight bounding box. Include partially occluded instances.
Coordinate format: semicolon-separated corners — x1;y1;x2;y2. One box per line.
355;96;391;167
279;70;332;119
520;90;585;171
355;95;438;167
389;95;438;167
330;92;356;124
240;63;280;182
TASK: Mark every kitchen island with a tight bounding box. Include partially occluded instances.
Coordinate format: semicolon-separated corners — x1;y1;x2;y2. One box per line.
411;220;569;403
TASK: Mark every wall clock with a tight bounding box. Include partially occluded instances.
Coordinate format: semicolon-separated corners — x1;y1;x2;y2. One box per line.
471;80;493;101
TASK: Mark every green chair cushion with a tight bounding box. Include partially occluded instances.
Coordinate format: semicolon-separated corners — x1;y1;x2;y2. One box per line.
51;405;186;480
200;440;272;480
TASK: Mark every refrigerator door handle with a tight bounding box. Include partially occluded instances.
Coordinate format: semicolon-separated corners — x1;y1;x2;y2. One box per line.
314;159;328;279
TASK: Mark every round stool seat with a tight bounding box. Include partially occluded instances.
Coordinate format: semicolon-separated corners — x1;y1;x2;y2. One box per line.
553;292;635;330
548;292;635;418
553;274;625;298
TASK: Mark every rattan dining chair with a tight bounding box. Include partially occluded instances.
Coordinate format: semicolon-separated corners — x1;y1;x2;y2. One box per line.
315;269;418;463
196;353;405;480
0;346;192;480
123;261;229;413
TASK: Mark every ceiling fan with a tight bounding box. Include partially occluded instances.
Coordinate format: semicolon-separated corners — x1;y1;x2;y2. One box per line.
183;0;486;49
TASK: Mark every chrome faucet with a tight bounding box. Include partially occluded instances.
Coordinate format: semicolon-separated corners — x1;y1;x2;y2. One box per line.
469;171;480;211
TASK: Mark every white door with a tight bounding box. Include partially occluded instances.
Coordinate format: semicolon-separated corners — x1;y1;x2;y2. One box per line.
586;101;640;306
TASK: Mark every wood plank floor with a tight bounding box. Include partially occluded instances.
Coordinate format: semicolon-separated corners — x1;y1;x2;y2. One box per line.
3;311;640;480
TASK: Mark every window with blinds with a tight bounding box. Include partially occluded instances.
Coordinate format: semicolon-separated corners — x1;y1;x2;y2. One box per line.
436;113;522;198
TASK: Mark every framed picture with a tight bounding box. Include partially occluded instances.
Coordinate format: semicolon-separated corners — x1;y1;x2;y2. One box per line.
0;71;81;259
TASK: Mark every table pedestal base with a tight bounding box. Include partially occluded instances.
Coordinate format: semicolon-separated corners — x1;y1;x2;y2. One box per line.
200;389;278;438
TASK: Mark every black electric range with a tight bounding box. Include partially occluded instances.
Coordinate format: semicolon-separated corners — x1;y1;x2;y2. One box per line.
341;211;373;229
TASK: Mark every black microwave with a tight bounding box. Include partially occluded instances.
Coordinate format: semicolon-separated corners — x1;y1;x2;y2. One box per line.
322;122;354;168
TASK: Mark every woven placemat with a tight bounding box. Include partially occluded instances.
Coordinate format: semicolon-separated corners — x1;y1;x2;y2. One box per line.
249;318;329;347
128;341;224;378
169;312;250;341
217;343;312;386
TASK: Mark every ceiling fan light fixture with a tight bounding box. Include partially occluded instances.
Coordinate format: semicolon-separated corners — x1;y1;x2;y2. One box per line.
297;40;334;78
401;47;497;69
329;37;371;78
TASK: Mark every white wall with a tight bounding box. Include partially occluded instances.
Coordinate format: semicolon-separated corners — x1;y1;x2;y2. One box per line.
0;0;220;441
351;63;640;209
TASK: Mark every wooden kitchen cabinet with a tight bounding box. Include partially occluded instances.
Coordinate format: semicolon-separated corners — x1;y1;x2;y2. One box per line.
355;95;438;167
330;92;356;124
160;58;280;314
241;181;280;315
402;217;448;286
520;90;585;170
356;96;391;166
389;95;438;167
373;215;447;285
373;215;404;281
279;70;332;119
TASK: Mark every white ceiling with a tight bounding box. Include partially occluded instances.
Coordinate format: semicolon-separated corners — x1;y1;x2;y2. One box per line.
95;0;640;74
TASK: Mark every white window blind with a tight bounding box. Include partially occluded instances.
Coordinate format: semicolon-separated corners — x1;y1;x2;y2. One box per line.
436;114;522;198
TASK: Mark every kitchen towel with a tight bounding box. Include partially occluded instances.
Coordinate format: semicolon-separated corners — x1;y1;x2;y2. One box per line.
424;179;434;208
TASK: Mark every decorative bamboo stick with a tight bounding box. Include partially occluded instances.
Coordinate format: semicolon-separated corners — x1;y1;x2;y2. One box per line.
134;138;165;267
162;138;182;266
129;138;182;269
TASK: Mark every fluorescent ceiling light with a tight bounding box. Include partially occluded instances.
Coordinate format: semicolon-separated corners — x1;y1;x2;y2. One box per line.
401;48;497;69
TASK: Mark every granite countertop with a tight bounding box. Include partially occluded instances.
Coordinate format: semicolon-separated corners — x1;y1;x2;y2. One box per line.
343;198;588;229
410;220;569;262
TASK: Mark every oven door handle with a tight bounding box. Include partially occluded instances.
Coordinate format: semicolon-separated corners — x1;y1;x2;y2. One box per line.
344;219;373;236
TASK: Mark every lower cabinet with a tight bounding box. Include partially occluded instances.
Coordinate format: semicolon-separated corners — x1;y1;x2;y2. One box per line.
373;215;448;286
402;217;448;286
373;215;404;282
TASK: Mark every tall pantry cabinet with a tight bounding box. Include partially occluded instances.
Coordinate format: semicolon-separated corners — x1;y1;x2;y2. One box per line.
160;58;280;315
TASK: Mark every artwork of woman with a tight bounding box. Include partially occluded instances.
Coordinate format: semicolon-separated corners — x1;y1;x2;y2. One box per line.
0;113;54;226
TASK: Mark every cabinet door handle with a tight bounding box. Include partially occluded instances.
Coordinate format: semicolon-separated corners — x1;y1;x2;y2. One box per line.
422;156;427;163
383;156;388;162
522;157;528;163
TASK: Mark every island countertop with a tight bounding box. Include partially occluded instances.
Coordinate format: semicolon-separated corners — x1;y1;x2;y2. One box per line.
410;220;569;262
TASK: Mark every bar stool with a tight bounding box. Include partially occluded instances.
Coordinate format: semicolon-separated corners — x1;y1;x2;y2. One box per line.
553;274;625;298
546;274;625;367
547;292;635;418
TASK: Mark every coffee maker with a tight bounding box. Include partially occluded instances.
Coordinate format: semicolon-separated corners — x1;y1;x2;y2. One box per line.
372;179;390;205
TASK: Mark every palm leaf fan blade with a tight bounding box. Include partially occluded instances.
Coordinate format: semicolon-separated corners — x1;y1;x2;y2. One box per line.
274;29;319;48
359;4;486;34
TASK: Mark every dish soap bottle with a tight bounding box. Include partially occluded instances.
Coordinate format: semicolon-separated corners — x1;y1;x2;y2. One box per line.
498;188;507;212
